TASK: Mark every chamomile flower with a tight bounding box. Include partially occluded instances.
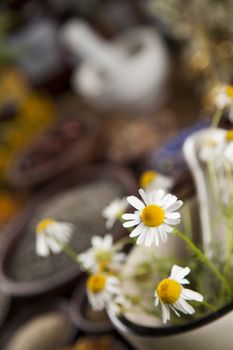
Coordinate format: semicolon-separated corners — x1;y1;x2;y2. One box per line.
139;170;173;193
79;234;126;273
154;265;203;324
122;188;183;247
199;134;224;163
102;197;128;229
108;293;132;315
35;218;74;257
224;130;233;165
86;273;121;311
209;84;233;123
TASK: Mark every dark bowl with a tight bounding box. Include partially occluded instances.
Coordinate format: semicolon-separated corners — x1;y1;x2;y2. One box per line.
70;276;113;334
0;298;78;350
0;292;11;331
0;164;137;298
7;114;102;188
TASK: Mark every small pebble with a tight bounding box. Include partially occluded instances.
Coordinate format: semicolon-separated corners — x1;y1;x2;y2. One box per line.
5;311;74;350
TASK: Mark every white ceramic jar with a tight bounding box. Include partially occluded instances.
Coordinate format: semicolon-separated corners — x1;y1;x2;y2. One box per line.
108;304;233;350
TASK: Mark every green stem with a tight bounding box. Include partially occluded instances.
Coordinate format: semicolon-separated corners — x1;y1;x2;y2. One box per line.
225;162;233;196
224;213;233;279
173;229;233;297
62;244;79;263
222;162;233;281
113;236;135;251
182;203;193;239
202;300;218;312
211;109;223;128
45;233;79;264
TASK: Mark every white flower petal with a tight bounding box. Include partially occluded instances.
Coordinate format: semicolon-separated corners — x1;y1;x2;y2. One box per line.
158;227;167;243
151;189;165;205
91;236;102;248
48;239;62;254
145;230;154;247
105;218;115;229
127;196;145;210
160;223;173;233
154;228;160;246
170;265;182;279
162;194;177;208
122;213;137;220
164;217;181;225
103;234;113;248
170;265;190;282
36;234;49;257
170;305;180;317
179;279;190;285
161;303;170;324
129;222;145;237
153;227;159;247
178;298;195;315
123;219;141;228
166;200;183;212
136;231;148;245
139;188;150;205
182;289;203;302
154;296;159;306
165;212;181;220
175;267;190;282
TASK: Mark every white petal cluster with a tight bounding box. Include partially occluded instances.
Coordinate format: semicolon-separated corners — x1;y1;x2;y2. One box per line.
102;197;128;229
211;84;233;123
199;133;225;163
87;274;121;311
107;293;132;315
147;174;173;193
154;265;204;324
122;188;183;247
79;234;125;273
36;219;74;257
140;170;173;194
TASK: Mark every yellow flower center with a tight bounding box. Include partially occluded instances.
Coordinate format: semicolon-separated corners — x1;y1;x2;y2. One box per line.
141;205;165;227
36;218;55;234
157;278;182;304
226;85;233;98
226;130;233;142
87;274;106;294
139;170;158;189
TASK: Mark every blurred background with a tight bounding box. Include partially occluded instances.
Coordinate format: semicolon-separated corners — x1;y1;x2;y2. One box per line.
0;0;232;349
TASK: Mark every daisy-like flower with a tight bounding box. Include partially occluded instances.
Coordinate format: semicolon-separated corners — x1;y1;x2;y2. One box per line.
224;130;233;165
209;84;233;123
102;197;128;229
35;218;74;257
154;265;203;324
199;134;224;163
86;273;121;311
122;188;183;247
139;170;173;193
79;234;126;273
107;293;132;315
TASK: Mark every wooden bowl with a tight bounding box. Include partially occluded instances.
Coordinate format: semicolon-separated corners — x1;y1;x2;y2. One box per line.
0;164;137;297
